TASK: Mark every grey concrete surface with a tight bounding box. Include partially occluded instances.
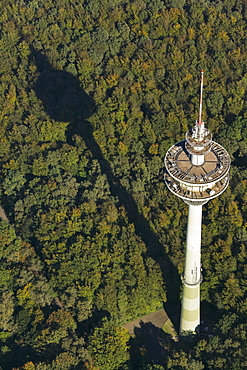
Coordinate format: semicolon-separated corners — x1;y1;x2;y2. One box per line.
123;309;168;335
0;206;8;221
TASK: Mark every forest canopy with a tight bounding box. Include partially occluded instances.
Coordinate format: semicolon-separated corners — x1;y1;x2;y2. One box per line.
0;0;247;369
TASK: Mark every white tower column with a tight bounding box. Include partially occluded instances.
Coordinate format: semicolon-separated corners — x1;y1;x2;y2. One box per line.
180;204;202;335
164;71;230;337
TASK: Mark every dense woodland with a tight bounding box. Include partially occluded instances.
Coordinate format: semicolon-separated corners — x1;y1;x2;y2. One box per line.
0;0;247;368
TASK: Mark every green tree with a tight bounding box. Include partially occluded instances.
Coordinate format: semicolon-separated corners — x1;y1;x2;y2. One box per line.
88;318;130;370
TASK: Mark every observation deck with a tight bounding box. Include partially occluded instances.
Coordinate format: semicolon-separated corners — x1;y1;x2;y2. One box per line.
164;140;230;205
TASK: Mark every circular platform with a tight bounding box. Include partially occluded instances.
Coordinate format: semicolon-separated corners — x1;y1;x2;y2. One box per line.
164;140;230;203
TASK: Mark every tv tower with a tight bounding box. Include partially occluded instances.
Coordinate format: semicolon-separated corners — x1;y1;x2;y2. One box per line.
164;71;230;335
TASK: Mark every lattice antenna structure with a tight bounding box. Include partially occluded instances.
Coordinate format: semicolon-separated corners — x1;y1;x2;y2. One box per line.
164;72;230;336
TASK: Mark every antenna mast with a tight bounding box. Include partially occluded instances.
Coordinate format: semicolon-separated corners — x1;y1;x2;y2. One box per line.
198;70;204;125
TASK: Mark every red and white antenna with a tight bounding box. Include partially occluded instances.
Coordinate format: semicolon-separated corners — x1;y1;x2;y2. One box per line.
198;70;204;125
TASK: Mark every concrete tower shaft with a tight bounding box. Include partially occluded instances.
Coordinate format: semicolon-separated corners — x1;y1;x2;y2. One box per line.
164;72;230;336
180;204;203;333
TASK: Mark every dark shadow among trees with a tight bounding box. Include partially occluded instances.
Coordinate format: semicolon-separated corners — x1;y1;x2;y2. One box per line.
133;321;169;366
31;47;181;309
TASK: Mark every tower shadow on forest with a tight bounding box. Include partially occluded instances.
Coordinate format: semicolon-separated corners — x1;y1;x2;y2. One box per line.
31;48;181;320
131;322;170;366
